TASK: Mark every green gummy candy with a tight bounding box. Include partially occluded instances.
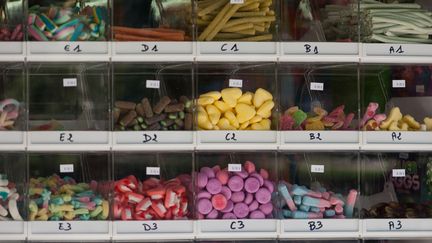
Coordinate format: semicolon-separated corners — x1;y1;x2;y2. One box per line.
292;110;307;127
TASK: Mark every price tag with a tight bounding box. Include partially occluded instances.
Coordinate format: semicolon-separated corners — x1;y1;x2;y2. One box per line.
228;164;242;172
311;165;324;173
230;0;244;4
60;164;74;173
63;78;77;87
399;153;409;159
229;79;243;88
416;85;425;93
146;167;160;175
146;80;160;89
392;169;406;177
392;80;406;88
310;82;324;91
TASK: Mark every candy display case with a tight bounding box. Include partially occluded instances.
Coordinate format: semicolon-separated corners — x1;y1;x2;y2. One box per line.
0;0;24;56
112;62;194;150
112;0;193;58
280;241;359;243
26;0;110;58
195;151;278;239
195;63;278;150
112;152;194;240
0;62;25;150
278;63;359;150
0;153;26;240
279;152;360;239
360;64;432;150
27;62;110;151
361;152;432;238
280;0;359;58
27;152;111;240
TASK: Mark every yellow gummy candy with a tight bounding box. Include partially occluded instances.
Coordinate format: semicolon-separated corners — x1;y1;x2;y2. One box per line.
380;107;402;130
235;103;256;124
250;115;263;124
240;121;249;130
101;200;109;220
198;110;213;130
251;123;264;130
425;117;432;131
206;104;221;125
221;88;242;108
402;115;420;130
256;100;274;118
201;91;221;100
224;111;239;128
217;118;234;130
214;100;232;113
305;120;325;130
237;92;254;105
253;88;273;108
198;96;215;106
260;119;271;130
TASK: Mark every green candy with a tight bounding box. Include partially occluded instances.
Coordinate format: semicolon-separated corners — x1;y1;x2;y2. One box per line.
292;110;307;127
79;214;91;220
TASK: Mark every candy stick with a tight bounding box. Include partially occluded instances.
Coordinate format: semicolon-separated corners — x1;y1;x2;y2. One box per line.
224;16;276;28
234;34;273;41
278;183;297;211
199;0;229;17
344;189;357;218
239;2;260;11
206;2;245;41
302;196;331;208
198;2;231;41
222;23;254;32
28;25;49;41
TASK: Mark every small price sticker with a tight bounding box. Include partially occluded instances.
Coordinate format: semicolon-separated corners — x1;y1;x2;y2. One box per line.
392;169;406;177
311;165;324;173
228;164;242;172
229;79;243;88
63;78;77;87
230;0;244;4
60;164;74;173
146;167;160;175
146;80;160;89
392;80;406;88
310;82;324;91
416;85;425;93
399;152;409;159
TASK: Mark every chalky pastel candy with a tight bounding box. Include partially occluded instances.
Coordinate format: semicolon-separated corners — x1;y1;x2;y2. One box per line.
255;188;271;204
197;198;212;215
220;186;232;200
228;175;244;192
206;178;222;194
212;194;227;210
231;191;245;203
244;177;260;193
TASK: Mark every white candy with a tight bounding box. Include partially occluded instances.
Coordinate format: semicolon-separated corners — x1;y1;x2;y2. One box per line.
8;198;22;221
0;204;8;217
0;179;8;187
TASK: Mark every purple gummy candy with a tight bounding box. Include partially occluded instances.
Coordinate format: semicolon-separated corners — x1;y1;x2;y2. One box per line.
206;178;222;195
263;180;274;193
197;172;208;189
255;188;271;204
259;202;273;215
244;193;253;205
250;173;264;186
249;210;266;219
248;200;259;211
231;191;245;203
233;202;249;218
197;190;212;199
220;186;232;200
244;177;260;193
221;200;234;213
222;212;237;219
206;209;219;219
228;175;244;192
201;167;215;178
197;198;213;215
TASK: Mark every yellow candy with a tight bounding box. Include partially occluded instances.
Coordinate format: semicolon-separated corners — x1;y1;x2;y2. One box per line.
235;103;256;124
30;211;37;221
201;91;221;100
36;214;48;221
240;121;249;130
237;92;254;105
397;121;409;131
402;115;420;130
213;125;220;130
198;110;213;130
425;117;432;131
250;115;263;124
251;123;264;130
260;119;271;130
206;104;221;125
224;111;239;128
198;96;215;106
197;105;205;113
217;118;235;130
305;120;325;130
313;107;328;117
37;208;48;216
64;211;76;220
380;107;402;130
221;88;242;108
256;100;274;118
388;121;400;131
214;100;232;113
253;88;273;108
284;106;298;116
101;200;109;220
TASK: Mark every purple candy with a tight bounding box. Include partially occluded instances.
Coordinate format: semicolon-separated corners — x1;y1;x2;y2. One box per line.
197;190;212;199
206;209;219;219
248;200;259;211
250;210;266;219
255;188;271;204
259;202;273;215
206;178;222;194
222;212;237;219
231;191;245;203
201;167;215;178
196;172;208;189
197;213;204;219
263;180;274;193
245;193;253;205
235;170;248;179
197;198;213;215
233;202;249;218
250;172;264;186
221;200;234;213
244;177;260;193
220;186;232;200
228;175;244;192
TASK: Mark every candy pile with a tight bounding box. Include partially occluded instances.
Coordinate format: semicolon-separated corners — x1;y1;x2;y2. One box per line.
114;96;193;131
280;105;355;130
28;5;108;41
279;182;358;219
196;161;275;219
361;103;432;131
113;26;188;41
113;175;191;220
197;88;274;130
0;99;21;130
0;174;23;221
197;0;276;41
29;174;109;221
362;202;432;218
0;25;23;41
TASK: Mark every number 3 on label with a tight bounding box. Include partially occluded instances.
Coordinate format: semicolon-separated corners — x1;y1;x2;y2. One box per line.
58;222;72;231
230;220;245;230
308;220;323;231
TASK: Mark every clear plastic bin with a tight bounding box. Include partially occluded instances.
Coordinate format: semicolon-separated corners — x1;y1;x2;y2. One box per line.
0;0;24;42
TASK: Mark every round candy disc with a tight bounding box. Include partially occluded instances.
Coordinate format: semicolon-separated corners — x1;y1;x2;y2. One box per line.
259;202;273;215
244;177;260;193
233;202;249;218
221;200;234;213
244;161;256;173
206;178;222;194
228;175;244;192
196;172;208;189
206;209;219;219
220;186;232;200
222;212;237;219
263;180;274;193
197;190;212;199
211;194;227;211
200;167;215;178
248;200;259;211
197;198;212;215
216;170;229;185
255;188;271;204
231;191;245;203
244;193;253;205
250;210;265;219
250;172;264;186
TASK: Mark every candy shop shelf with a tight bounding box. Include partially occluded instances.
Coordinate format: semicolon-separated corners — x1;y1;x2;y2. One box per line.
362;219;432;239
196;219;279;240
27;131;111;151
196;131;279;151
27;221;111;241
280;219;360;239
360;131;432;152
26;42;110;62
0;42;25;61
112;131;195;151
111;42;195;62
279;42;360;63
0;221;26;240
112;220;195;241
280;131;360;151
0;131;26;151
195;42;278;62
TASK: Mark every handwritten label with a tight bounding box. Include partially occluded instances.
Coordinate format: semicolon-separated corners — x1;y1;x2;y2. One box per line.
392;80;406;88
304;44;319;54
391;132;402;141
310;82;324;91
392;169;406;177
229;220;245;230
221;43;239;52
309;132;322;141
416;85;425;93
63;78;77;87
64;44;82;53
146;80;160;89
388;220;402;230
58;222;72;231
308;221;323;231
225;132;237;141
230;0;244;4
311;165;324;173
228;164;242;172
60;164;74;173
142;133;158;143
141;44;158;53
59;133;74;143
142;222;158;231
229;79;243;88
389;45;404;54
146;167;160;176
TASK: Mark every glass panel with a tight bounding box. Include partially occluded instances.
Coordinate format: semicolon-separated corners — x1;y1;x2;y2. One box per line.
0;0;24;41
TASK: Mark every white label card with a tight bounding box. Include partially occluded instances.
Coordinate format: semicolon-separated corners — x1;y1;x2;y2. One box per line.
416;85;425;93
63;78;77;87
60;164;74;173
392;169;406;177
311;165;324;173
146;167;160;175
392;80;406;88
399;153;409;159
229;79;243;88
310;82;324;91
228;164;242;172
146;80;160;89
230;0;244;4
